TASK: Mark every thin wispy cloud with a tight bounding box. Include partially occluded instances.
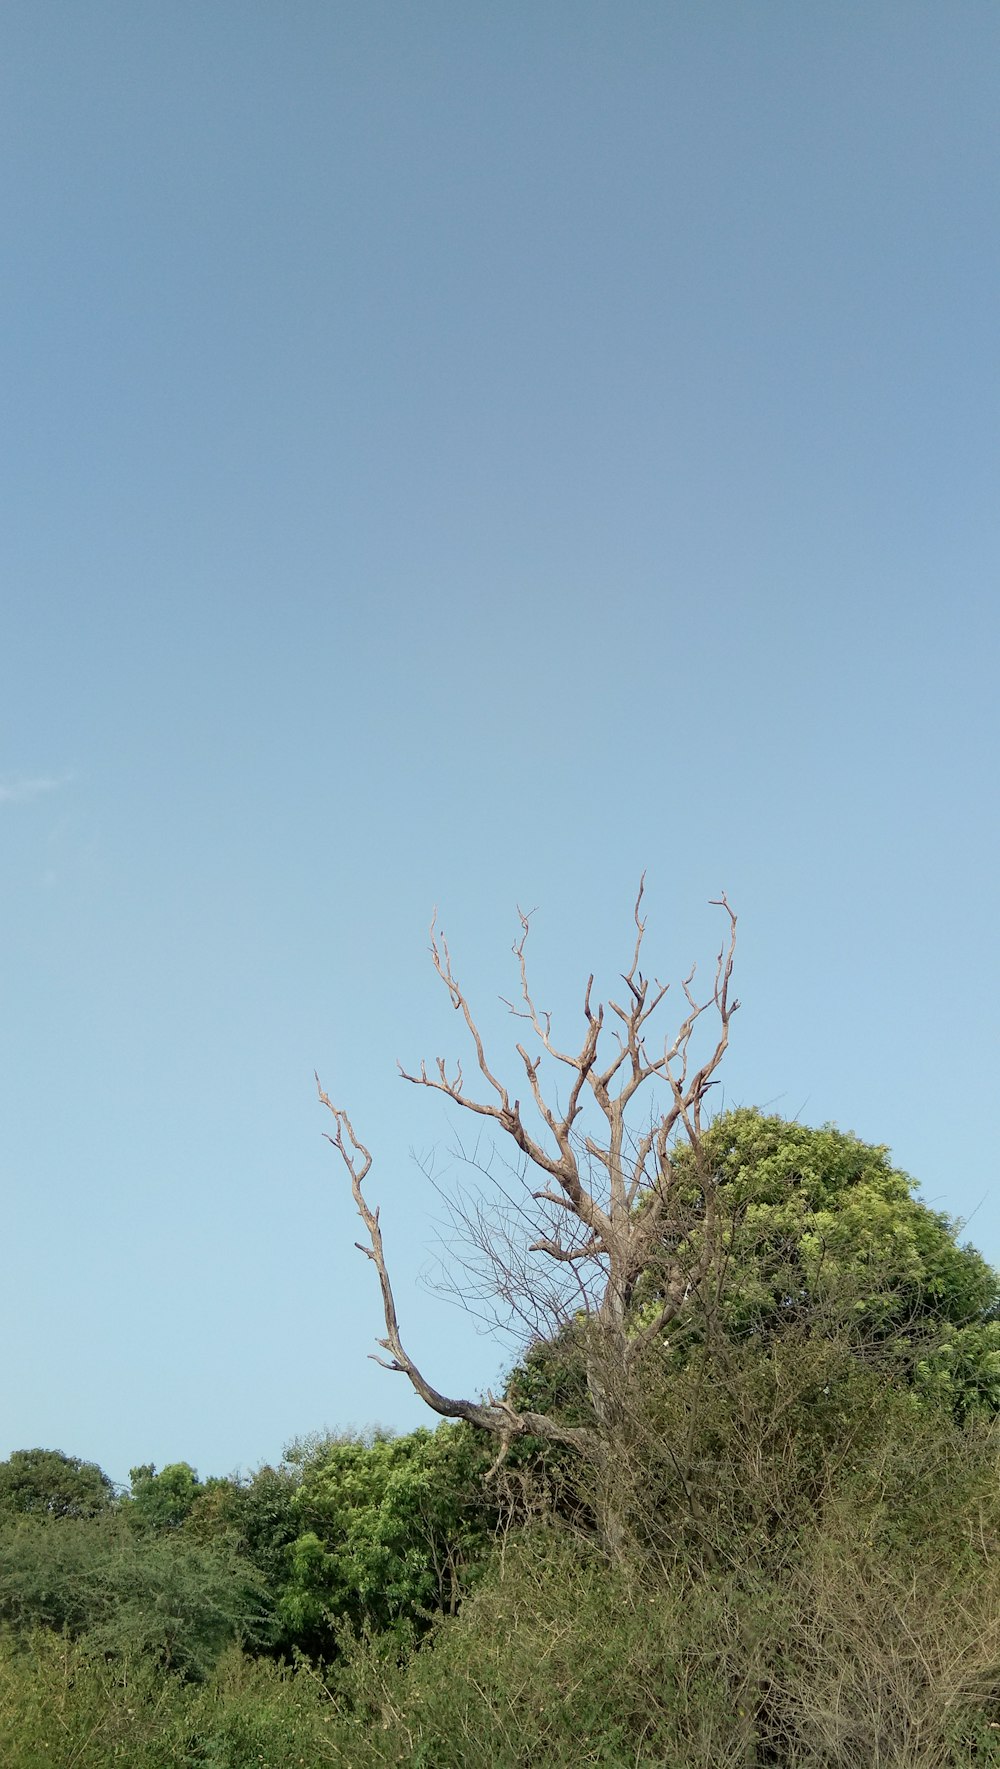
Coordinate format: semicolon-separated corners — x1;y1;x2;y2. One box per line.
0;773;71;806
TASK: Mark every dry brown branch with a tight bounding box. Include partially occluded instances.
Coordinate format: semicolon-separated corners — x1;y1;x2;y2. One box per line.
319;884;738;1481
316;1075;599;1456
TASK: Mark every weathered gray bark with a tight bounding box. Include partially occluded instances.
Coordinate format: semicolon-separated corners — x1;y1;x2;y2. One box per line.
318;881;738;1538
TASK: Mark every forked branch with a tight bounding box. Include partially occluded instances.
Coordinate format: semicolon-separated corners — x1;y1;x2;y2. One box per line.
316;1075;600;1455
319;886;737;1461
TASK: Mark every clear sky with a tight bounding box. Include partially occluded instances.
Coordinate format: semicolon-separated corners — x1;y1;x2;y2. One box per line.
2;2;998;1489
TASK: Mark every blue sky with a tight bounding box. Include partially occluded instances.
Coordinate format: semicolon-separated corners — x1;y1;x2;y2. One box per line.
2;2;998;1488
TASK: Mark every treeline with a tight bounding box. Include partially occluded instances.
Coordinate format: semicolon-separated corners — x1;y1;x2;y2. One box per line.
5;1111;1000;1766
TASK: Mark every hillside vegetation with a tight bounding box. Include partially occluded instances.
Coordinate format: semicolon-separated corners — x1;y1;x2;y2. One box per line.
4;1113;1000;1767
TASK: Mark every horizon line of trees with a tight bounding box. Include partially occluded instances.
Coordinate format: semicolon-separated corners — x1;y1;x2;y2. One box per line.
5;1104;1000;1763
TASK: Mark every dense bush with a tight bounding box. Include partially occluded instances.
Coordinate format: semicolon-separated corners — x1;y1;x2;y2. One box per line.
0;1515;272;1678
278;1424;495;1652
320;1375;1000;1769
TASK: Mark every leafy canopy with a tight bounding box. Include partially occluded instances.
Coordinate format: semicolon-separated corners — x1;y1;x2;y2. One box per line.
279;1426;493;1646
643;1110;1000;1415
0;1448;115;1521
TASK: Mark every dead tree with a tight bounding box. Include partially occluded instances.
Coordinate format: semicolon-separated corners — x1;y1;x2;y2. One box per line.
318;880;738;1472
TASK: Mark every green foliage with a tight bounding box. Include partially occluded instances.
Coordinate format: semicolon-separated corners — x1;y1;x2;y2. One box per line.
0;1449;115;1521
125;1462;204;1532
188;1463;302;1595
4;1109;1000;1762
504;1327;590;1422
177;1647;343;1767
0;1636;341;1768
280;1425;494;1650
635;1110;1000;1419
7;1390;1000;1766
0;1631;190;1769
694;1109;996;1328
318;1377;1000;1769
0;1515;272;1679
913;1317;1000;1418
325;1529;766;1767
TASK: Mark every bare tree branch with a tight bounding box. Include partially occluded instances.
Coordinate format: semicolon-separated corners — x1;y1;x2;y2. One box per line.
316;1074;600;1456
319;886;738;1480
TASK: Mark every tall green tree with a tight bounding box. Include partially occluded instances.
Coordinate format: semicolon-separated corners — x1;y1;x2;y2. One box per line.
0;1448;115;1520
124;1461;204;1531
652;1109;1000;1415
279;1426;493;1649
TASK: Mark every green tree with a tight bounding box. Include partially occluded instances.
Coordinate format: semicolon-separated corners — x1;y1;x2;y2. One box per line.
0;1447;115;1520
183;1461;305;1655
279;1426;493;1649
189;1463;301;1588
654;1109;1000;1415
125;1460;204;1531
690;1109;994;1322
